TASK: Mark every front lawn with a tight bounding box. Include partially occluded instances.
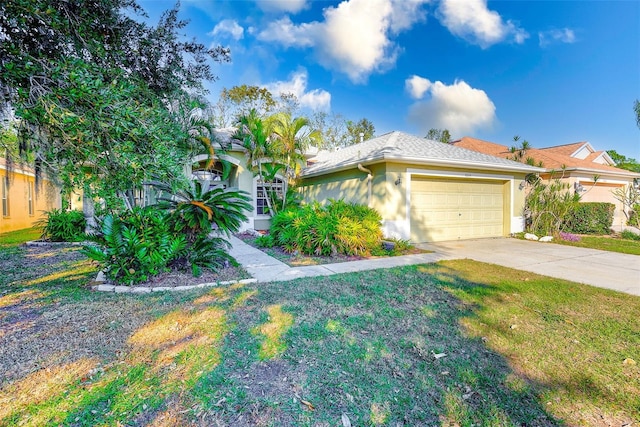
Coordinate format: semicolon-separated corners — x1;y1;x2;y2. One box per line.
552;234;640;255
1;240;638;426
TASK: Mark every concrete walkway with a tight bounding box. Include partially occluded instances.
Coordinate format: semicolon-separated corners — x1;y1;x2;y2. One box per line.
228;236;640;296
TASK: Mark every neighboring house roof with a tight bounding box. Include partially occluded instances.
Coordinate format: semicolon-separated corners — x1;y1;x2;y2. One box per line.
452;137;640;179
302;131;544;177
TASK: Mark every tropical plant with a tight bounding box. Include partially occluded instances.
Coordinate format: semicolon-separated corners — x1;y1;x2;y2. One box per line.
152;180;252;242
270;200;383;256
37;209;86;242
524;175;581;236
269;112;321;183
82;207;186;284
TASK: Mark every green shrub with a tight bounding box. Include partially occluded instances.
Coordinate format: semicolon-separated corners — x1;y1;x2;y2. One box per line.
562;203;614;235
270;200;383;256
621;230;640;241
38;209;86;242
82;207;186;285
255;234;275;248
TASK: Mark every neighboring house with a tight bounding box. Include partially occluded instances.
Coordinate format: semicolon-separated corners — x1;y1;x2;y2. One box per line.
451;137;640;230
0;158;61;234
298;131;544;243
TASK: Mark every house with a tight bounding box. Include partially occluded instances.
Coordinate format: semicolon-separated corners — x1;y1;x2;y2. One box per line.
451;137;640;230
297;131;544;243
189;128;286;232
0;158;61;234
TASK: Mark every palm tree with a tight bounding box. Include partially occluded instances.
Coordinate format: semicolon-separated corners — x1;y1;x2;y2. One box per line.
268;112;321;183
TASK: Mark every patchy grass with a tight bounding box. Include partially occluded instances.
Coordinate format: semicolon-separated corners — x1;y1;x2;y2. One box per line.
1;244;638;426
554;234;640;255
0;227;42;248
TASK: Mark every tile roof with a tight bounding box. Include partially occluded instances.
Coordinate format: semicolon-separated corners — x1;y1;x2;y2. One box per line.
452;137;640;177
302;131;544;176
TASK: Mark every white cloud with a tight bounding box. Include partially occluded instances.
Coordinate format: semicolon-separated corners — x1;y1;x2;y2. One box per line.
209;19;244;40
258;0;430;83
405;75;432;99
407;77;496;135
265;69;331;111
255;0;309;14
538;28;576;47
437;0;528;48
257;16;317;47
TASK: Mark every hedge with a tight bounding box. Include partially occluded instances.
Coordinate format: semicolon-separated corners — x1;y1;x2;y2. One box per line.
562;202;614;235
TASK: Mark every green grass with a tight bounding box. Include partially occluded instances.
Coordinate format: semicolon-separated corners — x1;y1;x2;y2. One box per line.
1;244;638;426
553;234;640;255
0;227;41;247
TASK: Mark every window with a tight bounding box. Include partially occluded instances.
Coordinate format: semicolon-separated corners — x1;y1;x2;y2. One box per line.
2;175;9;217
28;181;34;216
256;178;285;216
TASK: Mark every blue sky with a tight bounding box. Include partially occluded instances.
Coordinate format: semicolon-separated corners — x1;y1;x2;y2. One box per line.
140;0;640;159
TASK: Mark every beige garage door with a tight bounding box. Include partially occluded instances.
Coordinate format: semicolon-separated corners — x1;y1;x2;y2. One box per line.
410;177;505;242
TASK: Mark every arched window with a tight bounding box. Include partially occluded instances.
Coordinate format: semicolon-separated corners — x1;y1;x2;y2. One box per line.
191;160;227;190
256;176;285;216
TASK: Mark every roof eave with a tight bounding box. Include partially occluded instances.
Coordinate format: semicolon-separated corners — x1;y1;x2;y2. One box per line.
542;166;640;179
301;153;544;178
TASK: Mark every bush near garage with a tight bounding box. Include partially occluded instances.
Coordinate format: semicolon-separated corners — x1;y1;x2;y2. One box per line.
270;200;383;256
562;202;614;235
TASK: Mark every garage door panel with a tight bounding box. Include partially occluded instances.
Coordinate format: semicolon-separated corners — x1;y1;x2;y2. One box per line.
410;177;505;242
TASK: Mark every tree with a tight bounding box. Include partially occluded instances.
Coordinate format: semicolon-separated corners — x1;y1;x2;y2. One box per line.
269;112;321;183
425;128;452;143
212;85;276;127
346;118;375;145
607;150;640;173
634;99;640;129
0;0;229;212
310;111;348;150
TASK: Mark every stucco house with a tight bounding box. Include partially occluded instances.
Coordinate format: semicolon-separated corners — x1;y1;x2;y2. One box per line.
190;128;288;232
297;131;544;243
451;137;640;230
0;158;61;233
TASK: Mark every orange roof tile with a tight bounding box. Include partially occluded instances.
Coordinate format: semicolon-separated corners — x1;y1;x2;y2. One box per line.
451;137;638;177
538;141;588;156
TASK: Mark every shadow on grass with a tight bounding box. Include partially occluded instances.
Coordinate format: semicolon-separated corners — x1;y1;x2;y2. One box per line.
2;245;635;426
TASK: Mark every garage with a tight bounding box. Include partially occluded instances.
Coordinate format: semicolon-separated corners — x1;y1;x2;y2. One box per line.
410;177;506;242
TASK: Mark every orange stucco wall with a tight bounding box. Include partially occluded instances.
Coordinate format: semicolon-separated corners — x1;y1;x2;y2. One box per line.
0;165;61;234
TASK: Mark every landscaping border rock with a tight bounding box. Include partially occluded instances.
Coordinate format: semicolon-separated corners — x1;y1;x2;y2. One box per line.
92;271;257;293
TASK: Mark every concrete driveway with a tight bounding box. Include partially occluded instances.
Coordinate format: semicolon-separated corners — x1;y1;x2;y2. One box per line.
417;238;640;296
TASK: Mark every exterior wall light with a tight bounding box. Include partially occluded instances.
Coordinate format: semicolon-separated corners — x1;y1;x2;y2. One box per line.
519;181;526;190
574;182;585;193
395;175;402;186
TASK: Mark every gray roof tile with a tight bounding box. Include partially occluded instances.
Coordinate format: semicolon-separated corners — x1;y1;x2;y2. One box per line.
302;131;544;176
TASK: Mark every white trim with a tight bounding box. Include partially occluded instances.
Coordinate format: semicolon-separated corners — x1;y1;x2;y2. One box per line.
405;168;516;241
253;174;286;218
190;153;241;166
569;142;594;159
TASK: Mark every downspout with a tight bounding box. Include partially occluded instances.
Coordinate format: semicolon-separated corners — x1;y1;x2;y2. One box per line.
357;163;372;207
